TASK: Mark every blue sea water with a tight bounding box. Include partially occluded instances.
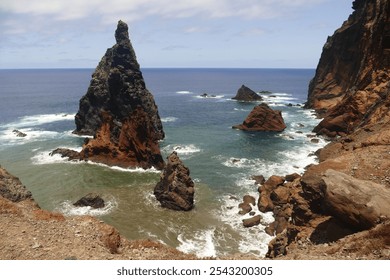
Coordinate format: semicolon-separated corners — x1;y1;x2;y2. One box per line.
0;68;325;258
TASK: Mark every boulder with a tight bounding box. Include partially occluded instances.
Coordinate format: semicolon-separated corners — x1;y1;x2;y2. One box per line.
242;215;262;227
50;148;81;161
154;152;195;211
70;20;164;170
12;129;27;137
0;166;32;202
232;85;262;101
264;175;285;189
285;173;301;182
322;169;390;230
232;103;286;132
73;193;105;209
238;195;256;215
252;175;266;185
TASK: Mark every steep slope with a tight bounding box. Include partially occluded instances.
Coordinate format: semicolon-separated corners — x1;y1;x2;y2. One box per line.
307;0;390;137
57;20;165;169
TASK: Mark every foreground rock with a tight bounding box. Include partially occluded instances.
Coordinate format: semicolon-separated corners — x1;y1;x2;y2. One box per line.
73;193;105;209
154;152;195;211
58;20;165;170
0;166;32;203
232;85;263;101
322;169;390;230
0;165;197;260
232;103;286;132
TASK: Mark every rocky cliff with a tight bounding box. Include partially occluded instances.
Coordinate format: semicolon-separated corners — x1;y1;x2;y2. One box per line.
306;0;390;137
264;0;390;259
61;20;165;169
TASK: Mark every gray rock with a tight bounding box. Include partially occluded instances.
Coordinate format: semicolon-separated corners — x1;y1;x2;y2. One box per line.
322;169;390;230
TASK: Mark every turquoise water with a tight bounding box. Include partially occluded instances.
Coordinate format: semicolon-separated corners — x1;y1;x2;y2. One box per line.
0;68;325;257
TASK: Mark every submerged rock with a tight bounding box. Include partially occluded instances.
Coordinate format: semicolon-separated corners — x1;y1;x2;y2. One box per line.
73;193;105;209
154;152;195;211
12;129;27;137
232;103;286;132
232;85;263;101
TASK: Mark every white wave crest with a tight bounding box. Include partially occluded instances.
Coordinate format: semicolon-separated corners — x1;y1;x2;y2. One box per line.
1;113;74;129
31;149;161;173
176;90;192;94
161;117;178;123
177;229;217;258
162;144;202;156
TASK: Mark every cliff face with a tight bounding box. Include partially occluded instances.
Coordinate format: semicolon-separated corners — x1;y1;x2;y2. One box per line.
71;20;164;169
307;0;390;137
265;0;390;259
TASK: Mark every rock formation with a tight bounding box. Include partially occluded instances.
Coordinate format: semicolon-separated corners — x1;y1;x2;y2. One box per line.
0;165;32;203
306;0;390;137
232;85;263;101
232;103;286;132
264;0;390;259
56;20;165;169
73;193;105;209
154;152;195;211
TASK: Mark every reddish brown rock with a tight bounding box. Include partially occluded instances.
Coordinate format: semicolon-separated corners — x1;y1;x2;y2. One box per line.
242;215;262;227
306;0;390;136
232;103;286;132
154;152;195;211
238;195;256;215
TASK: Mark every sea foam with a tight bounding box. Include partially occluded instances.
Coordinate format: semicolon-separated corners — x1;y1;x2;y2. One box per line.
57;198;118;216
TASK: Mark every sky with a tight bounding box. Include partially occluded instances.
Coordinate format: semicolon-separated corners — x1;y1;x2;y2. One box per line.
0;0;353;69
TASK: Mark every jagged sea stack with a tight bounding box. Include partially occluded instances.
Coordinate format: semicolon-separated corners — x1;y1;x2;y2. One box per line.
73;20;165;169
154;152;195;211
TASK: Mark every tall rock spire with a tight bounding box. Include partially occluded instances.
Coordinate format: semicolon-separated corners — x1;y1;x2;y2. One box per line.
71;20;165;169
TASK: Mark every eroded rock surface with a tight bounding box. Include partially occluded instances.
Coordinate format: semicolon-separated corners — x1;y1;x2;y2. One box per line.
56;20;165;169
154;152;195;211
232;103;286;132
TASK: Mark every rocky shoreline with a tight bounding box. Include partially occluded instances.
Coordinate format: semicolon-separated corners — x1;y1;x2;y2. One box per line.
1;0;390;260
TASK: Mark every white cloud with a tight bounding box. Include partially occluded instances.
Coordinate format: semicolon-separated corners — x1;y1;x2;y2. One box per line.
0;0;327;25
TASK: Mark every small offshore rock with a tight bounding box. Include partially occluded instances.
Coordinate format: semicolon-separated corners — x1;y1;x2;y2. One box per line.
73;193;105;209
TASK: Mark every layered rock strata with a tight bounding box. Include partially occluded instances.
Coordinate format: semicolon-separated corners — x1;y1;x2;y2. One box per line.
232;85;263;101
232;103;286;132
264;0;390;259
154;152;195;211
306;0;390;137
57;20;165;169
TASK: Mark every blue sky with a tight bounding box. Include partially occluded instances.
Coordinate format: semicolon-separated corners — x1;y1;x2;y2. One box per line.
0;0;353;69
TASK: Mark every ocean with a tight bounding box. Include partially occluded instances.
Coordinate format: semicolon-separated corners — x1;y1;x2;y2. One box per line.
0;68;326;258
